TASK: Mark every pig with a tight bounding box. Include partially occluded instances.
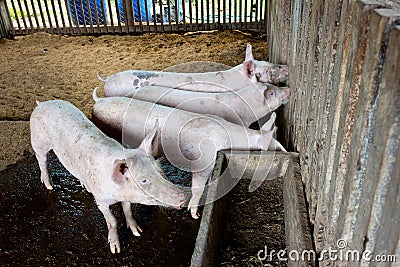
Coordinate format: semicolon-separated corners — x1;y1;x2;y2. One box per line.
244;43;289;84
30;100;187;253
92;89;286;219
97;44;289;97
124;83;290;127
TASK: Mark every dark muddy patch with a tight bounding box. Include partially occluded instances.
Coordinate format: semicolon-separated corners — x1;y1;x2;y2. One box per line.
219;177;286;267
0;152;199;266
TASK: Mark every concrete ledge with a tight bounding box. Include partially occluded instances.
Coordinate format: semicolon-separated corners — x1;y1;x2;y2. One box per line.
191;151;314;267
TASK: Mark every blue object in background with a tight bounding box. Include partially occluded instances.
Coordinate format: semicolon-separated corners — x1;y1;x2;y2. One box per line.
68;0;108;25
118;0;153;22
162;1;182;23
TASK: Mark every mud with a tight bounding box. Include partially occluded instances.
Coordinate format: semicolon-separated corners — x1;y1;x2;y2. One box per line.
219;177;286;267
0;151;199;266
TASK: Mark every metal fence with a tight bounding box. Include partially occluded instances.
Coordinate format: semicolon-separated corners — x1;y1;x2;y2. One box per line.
0;0;266;36
268;0;400;264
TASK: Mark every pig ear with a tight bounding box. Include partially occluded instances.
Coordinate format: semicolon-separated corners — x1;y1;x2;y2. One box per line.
139;120;159;155
243;60;255;78
261;112;276;132
245;43;254;61
112;159;128;185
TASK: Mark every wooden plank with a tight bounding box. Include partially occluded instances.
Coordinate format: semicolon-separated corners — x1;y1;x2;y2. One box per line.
367;24;400;262
0;0;13;38
350;9;400;255
323;0;383;252
284;156;315;267
312;0;352;251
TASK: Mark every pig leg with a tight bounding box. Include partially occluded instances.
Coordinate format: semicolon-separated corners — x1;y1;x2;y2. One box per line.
188;172;210;219
188;161;215;219
97;202;120;254
260;112;276;132
121;201;142;236
31;140;53;190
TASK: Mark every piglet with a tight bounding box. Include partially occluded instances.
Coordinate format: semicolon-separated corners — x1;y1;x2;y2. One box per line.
97;44;289;96
92;90;286;219
30;100;187;253
125;83;290;127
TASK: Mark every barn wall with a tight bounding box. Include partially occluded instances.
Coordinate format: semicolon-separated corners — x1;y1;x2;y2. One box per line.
267;0;400;264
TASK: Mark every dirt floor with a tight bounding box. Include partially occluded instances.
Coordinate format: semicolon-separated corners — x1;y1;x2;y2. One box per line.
219;177;286;267
0;30;268;170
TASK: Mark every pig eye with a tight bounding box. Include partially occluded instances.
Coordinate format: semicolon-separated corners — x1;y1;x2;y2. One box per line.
270;91;275;97
141;178;148;184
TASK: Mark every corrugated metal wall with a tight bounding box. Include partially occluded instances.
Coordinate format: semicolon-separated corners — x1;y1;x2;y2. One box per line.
268;0;399;265
0;0;266;37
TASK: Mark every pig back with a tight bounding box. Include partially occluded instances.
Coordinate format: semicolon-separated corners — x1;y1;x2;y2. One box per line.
31;100;117;182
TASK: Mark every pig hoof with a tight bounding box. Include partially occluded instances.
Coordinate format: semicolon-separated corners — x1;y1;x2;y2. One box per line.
127;223;143;236
131;227;142;237
46;185;54;190
190;210;200;219
110;242;121;254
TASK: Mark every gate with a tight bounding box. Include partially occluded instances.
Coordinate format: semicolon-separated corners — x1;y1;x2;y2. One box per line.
0;0;266;36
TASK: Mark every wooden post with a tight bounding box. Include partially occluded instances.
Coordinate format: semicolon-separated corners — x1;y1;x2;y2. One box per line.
0;0;13;38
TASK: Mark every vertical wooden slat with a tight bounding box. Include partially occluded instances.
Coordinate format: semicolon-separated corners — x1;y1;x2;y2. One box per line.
243;0;247;29
56;0;67;33
181;0;186;30
15;0;28;33
136;0;144;32
222;0;226;29
152;0;157;32
188;0;193;31
336;8;400;258
322;1;384;254
174;0;178;25
92;0;101;30
269;0;400;263
31;1;40;30
217;0;221;26
205;0;209;29
64;0;74;32
50;0;61;33
22;0;33;33
144;0;151;32
107;0;116;33
114;0;123;33
195;0;199;30
158;0;165;32
166;0;172;28
211;0;215;29
9;0;21;32
365;24;400;261
0;0;13;38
